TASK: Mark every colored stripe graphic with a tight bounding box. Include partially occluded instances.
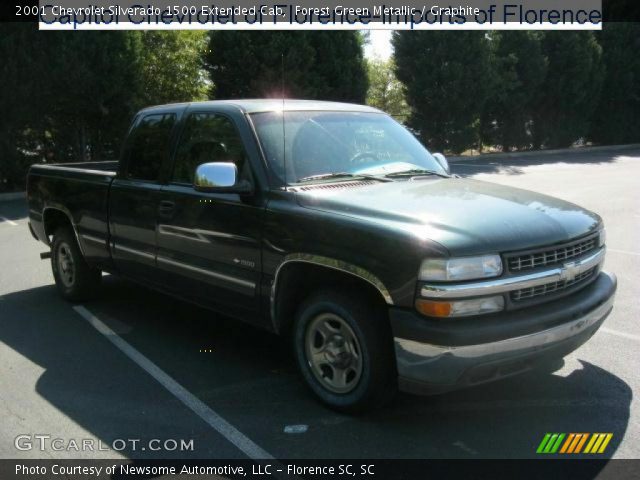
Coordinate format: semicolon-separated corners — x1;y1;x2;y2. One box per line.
537;433;552;453
537;433;565;453
544;434;559;453
585;433;613;454
584;434;599;453
597;434;613;453
550;433;565;453
567;433;584;453
591;434;607;453
574;433;589;453
560;433;575;453
538;433;613;454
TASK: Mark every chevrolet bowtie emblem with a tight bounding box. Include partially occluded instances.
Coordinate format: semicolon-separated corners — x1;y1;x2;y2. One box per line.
559;261;579;282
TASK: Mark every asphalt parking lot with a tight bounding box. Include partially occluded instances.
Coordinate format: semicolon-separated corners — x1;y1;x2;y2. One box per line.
1;146;639;461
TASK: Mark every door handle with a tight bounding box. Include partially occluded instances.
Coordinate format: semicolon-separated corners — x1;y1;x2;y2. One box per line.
158;200;175;218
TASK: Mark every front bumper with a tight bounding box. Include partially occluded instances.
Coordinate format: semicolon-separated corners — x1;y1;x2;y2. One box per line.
391;271;617;395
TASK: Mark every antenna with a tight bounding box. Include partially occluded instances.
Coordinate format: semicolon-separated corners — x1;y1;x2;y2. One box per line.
281;53;287;187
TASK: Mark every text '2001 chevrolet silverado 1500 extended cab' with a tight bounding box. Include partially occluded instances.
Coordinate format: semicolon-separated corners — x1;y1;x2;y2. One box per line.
27;100;617;412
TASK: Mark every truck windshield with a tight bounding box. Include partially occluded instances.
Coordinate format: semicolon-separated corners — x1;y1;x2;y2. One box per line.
250;111;446;184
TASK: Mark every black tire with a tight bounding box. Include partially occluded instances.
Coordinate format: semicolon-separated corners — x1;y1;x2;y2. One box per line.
51;227;101;302
293;289;397;413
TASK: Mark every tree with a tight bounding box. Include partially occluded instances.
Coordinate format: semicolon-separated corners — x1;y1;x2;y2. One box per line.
481;32;547;151
393;31;491;153
365;58;409;121
205;32;368;102
589;23;640;145
37;31;144;161
139;32;209;107
0;24;44;191
0;29;210;192
531;32;604;148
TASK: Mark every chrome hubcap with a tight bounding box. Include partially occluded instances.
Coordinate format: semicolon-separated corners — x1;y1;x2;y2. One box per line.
305;313;363;394
57;242;75;287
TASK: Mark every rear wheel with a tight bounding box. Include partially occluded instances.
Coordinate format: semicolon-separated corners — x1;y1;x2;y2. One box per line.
293;290;397;412
51;227;101;301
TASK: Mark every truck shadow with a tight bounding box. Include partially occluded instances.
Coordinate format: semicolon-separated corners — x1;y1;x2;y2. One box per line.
0;198;28;223
449;150;636;177
0;277;632;464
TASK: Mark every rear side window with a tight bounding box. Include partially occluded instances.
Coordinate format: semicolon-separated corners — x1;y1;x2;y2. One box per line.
126;113;176;181
172;113;249;184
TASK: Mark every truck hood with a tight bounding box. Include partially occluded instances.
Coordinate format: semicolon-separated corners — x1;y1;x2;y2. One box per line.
295;178;601;256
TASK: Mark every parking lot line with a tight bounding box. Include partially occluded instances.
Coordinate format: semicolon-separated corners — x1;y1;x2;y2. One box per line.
601;327;640;343
608;249;640;256
72;305;274;460
0;216;18;226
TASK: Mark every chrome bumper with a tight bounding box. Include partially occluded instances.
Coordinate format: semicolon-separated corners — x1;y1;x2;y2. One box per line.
395;271;616;394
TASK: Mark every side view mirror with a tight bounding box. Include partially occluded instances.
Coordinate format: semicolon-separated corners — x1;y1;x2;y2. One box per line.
432;152;450;175
193;162;252;194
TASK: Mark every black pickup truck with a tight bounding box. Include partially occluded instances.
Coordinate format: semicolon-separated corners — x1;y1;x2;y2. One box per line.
27;100;617;411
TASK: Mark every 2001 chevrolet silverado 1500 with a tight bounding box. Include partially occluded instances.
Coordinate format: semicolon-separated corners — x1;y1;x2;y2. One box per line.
27;100;617;411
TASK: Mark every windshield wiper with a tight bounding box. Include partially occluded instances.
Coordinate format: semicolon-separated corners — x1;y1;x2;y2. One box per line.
384;168;450;179
296;172;392;184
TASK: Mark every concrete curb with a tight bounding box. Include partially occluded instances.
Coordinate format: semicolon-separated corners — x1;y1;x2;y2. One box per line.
0;191;26;202
448;143;640;163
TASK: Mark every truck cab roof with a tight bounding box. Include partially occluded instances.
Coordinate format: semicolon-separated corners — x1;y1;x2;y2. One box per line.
139;99;383;115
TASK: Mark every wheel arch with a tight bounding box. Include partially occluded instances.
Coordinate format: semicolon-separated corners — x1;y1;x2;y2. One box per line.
271;254;393;334
42;207;84;255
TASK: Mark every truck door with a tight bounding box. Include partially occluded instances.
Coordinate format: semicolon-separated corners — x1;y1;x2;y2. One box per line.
156;109;265;325
109;111;178;284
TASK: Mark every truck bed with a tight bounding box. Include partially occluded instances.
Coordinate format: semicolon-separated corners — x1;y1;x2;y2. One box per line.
27;161;117;267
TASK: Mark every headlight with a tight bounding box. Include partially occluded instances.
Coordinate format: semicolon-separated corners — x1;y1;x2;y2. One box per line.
419;255;503;282
598;229;606;248
416;296;505;318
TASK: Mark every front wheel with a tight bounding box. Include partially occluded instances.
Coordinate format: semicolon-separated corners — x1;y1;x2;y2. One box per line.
51;227;101;302
293;290;397;412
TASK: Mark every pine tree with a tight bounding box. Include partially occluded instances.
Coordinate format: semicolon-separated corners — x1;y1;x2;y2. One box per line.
38;31;144;161
205;32;367;102
481;32;547;151
393;31;491;154
0;24;56;189
532;32;604;148
589;23;640;145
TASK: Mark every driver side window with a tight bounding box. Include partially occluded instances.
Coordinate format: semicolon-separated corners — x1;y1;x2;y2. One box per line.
172;113;250;184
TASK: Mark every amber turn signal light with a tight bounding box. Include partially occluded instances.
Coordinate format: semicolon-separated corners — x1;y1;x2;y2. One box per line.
416;295;505;318
415;299;452;318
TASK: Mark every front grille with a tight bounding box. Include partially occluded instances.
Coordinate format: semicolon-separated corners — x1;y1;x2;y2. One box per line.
511;267;596;301
508;236;597;272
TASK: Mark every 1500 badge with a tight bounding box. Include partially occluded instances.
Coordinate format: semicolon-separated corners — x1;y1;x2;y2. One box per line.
233;258;255;268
